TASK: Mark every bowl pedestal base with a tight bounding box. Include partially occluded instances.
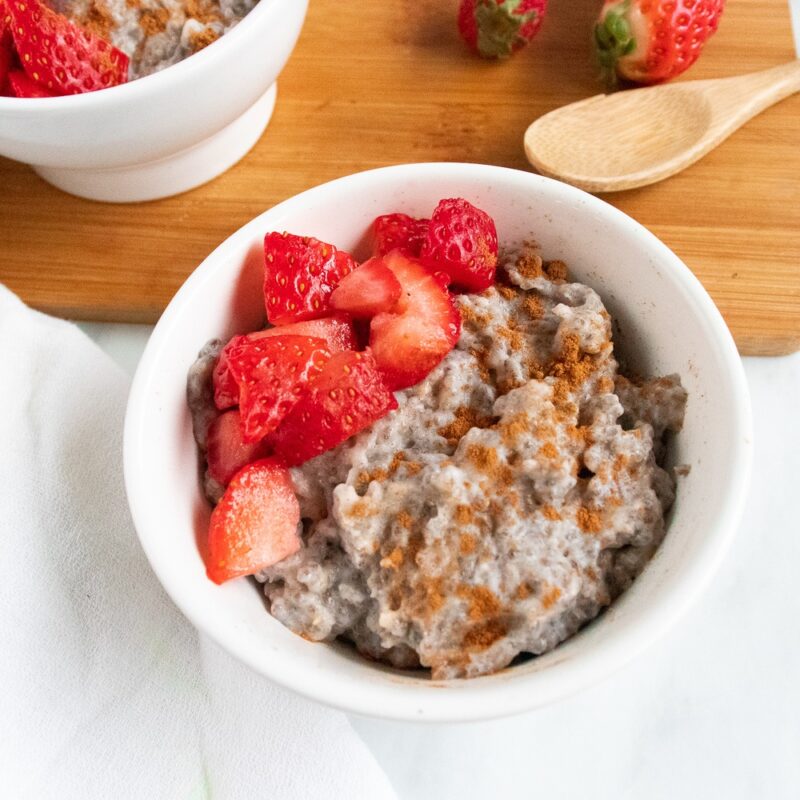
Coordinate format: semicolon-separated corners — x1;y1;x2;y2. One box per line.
33;83;277;204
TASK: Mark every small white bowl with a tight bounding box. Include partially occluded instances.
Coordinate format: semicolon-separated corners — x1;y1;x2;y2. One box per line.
0;0;307;202
124;163;752;722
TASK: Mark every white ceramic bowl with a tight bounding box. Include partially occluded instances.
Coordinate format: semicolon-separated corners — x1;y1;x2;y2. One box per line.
124;163;752;722
0;0;307;202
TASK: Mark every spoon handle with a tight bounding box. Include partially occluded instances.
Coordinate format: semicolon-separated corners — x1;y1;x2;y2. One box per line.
709;60;800;120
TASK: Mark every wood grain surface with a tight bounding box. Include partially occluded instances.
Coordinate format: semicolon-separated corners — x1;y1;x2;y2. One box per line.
0;0;798;354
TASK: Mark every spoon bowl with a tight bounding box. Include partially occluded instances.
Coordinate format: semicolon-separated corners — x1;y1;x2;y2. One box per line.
524;61;800;193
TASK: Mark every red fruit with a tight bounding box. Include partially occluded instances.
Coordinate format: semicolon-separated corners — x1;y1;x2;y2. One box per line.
369;250;461;391
458;0;548;59
206;410;272;487
206;459;301;585
1;29;15;96
212;315;358;410
329;257;403;318
8;69;55;97
594;0;725;86
6;0;129;95
372;213;429;257
263;232;357;326
272;350;398;466
420;198;498;292
226;335;332;443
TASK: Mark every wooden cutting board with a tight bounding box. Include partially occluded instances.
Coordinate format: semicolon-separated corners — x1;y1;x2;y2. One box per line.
1;0;798;355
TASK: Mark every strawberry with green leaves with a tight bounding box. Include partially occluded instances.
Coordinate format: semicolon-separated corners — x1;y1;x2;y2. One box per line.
458;0;548;59
595;0;725;86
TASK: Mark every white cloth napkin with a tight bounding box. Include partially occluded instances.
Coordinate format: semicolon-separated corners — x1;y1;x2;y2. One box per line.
0;286;396;800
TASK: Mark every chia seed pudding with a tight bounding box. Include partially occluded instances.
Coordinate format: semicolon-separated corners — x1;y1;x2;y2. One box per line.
188;245;687;680
51;0;258;79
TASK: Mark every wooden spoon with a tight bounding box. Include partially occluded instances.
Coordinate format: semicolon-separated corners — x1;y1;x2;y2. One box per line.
523;60;800;193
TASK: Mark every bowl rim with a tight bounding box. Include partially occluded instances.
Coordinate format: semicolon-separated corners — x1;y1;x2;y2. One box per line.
124;163;753;722
0;0;305;111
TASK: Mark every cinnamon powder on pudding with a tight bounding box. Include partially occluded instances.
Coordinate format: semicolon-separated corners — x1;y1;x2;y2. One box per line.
74;0;115;39
439;407;494;447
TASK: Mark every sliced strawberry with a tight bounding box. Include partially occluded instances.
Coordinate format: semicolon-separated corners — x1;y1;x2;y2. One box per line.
206;410;272;487
369;250;461;391
329;257;403;318
420;198;498;291
8;69;55;97
6;0;128;96
372;213;429;258
263;232;357;326
226;335;332;443
206;458;301;585
213;315;357;410
272;350;398;466
0;29;15;96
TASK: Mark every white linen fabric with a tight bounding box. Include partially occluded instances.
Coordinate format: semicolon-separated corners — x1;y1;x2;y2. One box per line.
0;286;396;800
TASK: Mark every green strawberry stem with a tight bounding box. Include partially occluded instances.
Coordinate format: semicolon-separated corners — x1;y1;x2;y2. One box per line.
475;1;533;59
594;2;637;90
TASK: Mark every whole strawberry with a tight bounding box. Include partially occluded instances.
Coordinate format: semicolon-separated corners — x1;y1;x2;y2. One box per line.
458;0;548;59
595;0;725;86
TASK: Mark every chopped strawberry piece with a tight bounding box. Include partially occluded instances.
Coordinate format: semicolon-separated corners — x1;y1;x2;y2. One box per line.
420;198;498;291
272;350;398;466
225;335;332;443
206;409;272;487
1;29;15;96
206;458;301;584
372;213;429;258
6;0;128;96
263;232;357;326
330;257;403;318
213;315;357;410
7;69;55;97
369;250;461;390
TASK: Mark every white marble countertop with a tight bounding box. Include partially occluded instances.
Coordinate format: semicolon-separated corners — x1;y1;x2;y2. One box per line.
81;322;800;799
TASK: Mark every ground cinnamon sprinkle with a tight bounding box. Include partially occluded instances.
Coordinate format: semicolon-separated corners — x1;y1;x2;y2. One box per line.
349;500;374;518
185;0;221;24
469;347;493;385
457;584;502;621
462;618;507;650
521;294;543;319
139;6;170;35
380;547;404;571
539;441;558;459
544;260;568;282
438;406;494;446
515;246;544;279
459;305;491;328
465;444;513;485
189;26;221;52
515;583;532;600
418;576;445;615
454;505;474;525
547;334;597;408
612;453;628;477
357;452;411;489
498;324;524;352
541;585;562;609
397;511;413;530
598;376;614;393
498;414;530;446
79;0;115;39
576;506;602;534
497;285;518;301
541;505;561;521
459;533;477;555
